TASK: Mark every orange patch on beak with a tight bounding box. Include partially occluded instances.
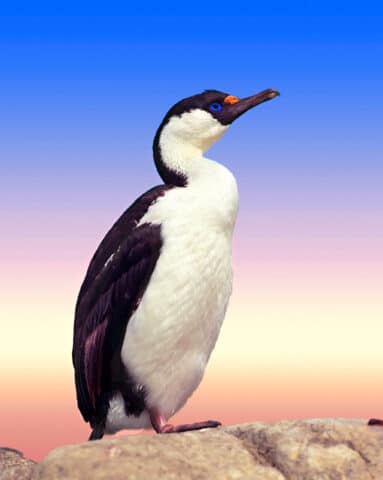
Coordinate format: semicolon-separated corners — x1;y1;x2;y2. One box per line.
224;95;240;104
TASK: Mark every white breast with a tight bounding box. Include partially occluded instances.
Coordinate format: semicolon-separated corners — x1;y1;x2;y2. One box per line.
109;159;238;431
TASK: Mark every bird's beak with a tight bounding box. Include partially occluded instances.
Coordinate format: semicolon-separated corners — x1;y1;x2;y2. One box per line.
224;89;280;123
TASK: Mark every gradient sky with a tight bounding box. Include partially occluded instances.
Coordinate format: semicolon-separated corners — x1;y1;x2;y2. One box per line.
1;9;382;461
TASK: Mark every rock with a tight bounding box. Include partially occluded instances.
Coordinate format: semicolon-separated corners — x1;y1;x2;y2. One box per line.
226;419;383;479
0;447;36;480
33;429;273;480
29;419;383;479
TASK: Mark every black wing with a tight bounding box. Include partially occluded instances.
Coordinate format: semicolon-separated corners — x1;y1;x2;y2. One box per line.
72;185;172;424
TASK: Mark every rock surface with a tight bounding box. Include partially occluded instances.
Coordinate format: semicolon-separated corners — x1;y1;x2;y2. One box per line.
29;419;383;480
0;447;36;480
227;419;383;480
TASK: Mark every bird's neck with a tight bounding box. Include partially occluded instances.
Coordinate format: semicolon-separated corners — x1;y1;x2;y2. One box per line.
154;132;239;232
153;112;228;187
153;132;204;187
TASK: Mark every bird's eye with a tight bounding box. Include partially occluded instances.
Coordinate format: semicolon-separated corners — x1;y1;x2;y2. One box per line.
209;102;222;113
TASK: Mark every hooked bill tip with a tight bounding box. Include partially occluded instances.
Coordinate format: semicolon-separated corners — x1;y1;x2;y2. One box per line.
268;89;280;99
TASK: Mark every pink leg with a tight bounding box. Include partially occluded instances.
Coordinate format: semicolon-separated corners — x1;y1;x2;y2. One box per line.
368;418;383;426
149;408;221;434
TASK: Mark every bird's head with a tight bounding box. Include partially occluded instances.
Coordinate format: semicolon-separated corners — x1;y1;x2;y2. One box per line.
153;88;279;185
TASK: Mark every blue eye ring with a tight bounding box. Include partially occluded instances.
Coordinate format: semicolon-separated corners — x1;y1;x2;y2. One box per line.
209;102;222;113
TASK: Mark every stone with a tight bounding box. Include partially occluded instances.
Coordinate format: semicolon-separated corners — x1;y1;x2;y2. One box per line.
226;419;383;479
0;447;36;480
19;419;383;479
32;428;278;480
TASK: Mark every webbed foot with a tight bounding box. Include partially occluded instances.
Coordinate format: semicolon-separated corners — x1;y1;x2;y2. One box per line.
149;408;221;434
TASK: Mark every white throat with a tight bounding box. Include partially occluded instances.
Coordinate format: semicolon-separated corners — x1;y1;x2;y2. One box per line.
158;109;229;183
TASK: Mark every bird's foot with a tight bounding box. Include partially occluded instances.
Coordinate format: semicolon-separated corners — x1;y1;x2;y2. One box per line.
368;418;383;426
158;420;221;434
149;408;221;434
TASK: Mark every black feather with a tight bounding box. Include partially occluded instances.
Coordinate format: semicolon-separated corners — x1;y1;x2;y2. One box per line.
72;185;173;428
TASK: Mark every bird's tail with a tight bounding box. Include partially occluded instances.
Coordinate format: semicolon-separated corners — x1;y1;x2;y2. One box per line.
88;423;105;441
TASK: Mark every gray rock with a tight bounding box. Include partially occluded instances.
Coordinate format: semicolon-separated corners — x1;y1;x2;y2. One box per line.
226;419;383;479
0;447;36;480
27;419;383;479
33;428;273;480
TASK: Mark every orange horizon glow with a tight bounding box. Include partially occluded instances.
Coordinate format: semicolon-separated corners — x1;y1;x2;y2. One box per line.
3;361;383;461
2;252;383;461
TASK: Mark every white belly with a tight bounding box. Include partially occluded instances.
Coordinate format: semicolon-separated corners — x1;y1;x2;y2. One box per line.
106;160;238;432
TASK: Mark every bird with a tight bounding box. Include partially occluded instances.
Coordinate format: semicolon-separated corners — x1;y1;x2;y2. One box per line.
72;88;280;440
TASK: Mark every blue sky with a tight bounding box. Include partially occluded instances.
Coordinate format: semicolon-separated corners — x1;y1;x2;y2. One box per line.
1;11;382;217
